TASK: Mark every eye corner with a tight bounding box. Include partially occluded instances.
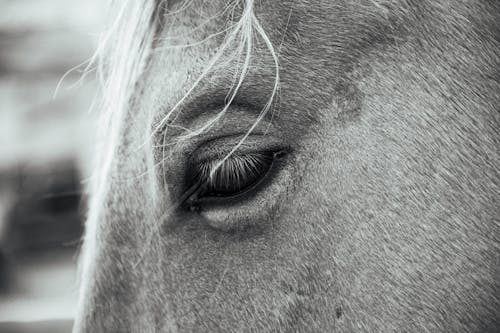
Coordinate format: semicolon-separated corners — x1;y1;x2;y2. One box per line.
273;149;288;160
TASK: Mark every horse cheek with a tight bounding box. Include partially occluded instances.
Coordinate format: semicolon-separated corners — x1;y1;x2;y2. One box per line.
307;47;500;331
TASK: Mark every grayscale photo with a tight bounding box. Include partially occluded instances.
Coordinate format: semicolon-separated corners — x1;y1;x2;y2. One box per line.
0;1;499;332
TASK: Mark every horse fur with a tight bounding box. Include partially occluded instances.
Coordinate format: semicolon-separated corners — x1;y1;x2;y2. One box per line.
75;1;500;332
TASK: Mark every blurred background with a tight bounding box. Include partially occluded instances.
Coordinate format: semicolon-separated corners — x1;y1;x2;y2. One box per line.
0;0;103;331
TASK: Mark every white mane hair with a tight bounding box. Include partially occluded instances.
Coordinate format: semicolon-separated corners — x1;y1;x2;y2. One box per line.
76;0;279;319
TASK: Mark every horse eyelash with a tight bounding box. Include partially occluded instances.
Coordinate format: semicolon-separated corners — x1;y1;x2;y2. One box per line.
181;151;278;211
194;152;274;193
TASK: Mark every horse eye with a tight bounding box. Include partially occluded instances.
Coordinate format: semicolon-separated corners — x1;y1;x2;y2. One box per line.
186;151;283;202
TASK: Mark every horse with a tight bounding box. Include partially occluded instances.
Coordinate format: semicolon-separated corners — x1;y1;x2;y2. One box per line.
74;0;500;331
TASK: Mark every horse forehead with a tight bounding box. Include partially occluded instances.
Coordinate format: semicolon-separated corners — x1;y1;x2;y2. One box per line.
150;0;497;138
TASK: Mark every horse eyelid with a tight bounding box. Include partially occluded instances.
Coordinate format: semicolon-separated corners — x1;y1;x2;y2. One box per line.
183;149;287;206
